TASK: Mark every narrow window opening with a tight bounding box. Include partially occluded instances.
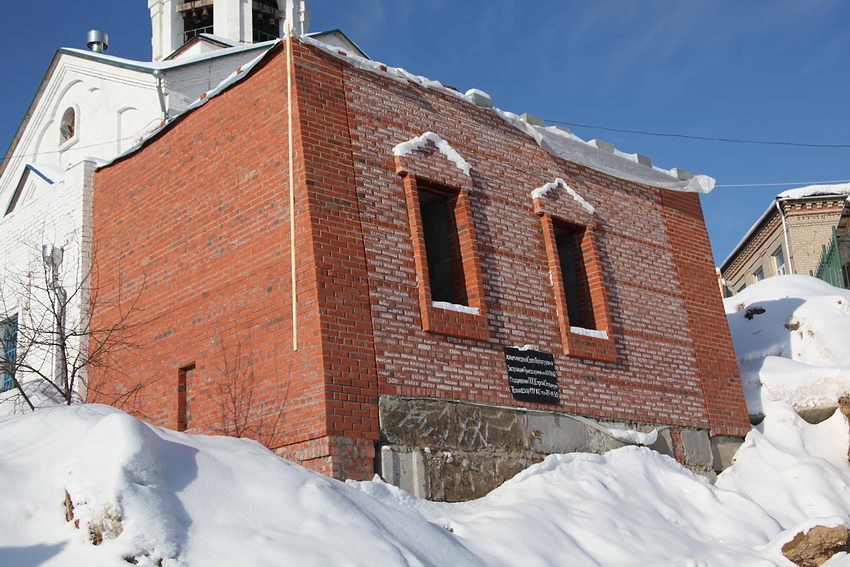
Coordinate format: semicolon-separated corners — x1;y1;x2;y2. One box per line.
554;222;596;330
60;107;75;143
418;184;467;306
252;0;281;42
177;362;195;431
1;315;18;392
772;247;786;275
753;267;765;282
182;4;214;42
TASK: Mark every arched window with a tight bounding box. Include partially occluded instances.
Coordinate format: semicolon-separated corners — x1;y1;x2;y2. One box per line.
60;107;76;143
253;0;281;42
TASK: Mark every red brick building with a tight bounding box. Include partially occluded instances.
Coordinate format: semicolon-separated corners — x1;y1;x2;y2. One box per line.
91;36;749;499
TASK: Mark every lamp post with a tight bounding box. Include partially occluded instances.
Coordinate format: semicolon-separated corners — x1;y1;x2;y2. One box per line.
41;244;68;393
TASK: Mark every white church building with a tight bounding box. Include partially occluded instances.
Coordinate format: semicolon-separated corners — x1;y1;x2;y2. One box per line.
0;0;354;405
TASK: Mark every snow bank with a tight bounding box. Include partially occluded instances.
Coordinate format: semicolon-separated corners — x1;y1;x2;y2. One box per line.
724;275;850;415
0;405;479;566
3;399;850;565
356;410;850;566
0;379;80;416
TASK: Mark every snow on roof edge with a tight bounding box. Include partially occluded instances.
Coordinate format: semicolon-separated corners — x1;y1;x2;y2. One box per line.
720;182;850;270
61;39;277;73
299;35;714;194
776;182;850;200
719;202;777;271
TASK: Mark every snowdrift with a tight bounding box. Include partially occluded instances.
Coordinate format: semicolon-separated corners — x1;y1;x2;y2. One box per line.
2;274;850;565
2;401;849;566
724;275;850;416
0;405;478;567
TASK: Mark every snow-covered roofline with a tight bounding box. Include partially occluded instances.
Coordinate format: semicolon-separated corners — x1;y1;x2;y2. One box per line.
0;40;279;182
61;39;277;73
299;34;714;194
97;34;713;194
719;182;850;271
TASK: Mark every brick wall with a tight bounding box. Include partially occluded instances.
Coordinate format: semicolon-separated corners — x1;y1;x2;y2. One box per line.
785;202;846;277
92;43;334;456
339;49;748;435
91;38;750;481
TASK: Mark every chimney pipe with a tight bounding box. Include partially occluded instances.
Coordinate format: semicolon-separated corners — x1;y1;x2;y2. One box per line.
86;30;109;53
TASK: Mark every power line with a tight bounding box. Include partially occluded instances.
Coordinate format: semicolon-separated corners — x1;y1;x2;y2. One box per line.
545;119;850;149
716;179;850;188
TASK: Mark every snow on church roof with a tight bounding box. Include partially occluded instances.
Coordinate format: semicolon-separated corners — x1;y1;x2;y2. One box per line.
61;39;277;73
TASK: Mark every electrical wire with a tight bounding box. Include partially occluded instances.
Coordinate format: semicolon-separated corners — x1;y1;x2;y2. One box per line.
545;118;850;149
716;179;850;188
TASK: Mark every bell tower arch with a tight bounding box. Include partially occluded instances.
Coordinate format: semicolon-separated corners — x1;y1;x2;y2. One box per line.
149;0;310;61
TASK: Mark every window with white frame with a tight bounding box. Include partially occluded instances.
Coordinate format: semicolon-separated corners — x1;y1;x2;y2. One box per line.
772;247;786;275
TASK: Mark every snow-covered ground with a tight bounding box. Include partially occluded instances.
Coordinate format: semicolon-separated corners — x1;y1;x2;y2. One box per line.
724;275;850;417
1;275;849;566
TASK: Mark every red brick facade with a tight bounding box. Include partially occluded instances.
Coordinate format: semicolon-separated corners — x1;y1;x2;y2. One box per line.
91;39;749;482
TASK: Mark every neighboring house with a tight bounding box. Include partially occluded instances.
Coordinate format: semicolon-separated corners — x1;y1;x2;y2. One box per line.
88;0;751;500
720;184;850;295
0;0;320;400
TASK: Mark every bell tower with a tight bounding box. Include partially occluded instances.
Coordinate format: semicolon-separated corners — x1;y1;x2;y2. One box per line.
149;0;311;61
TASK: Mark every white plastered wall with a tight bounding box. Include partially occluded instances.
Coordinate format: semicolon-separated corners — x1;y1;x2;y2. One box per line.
0;161;93;401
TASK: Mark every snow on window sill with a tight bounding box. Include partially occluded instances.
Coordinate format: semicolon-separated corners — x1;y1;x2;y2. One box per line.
432;301;480;316
569;326;609;340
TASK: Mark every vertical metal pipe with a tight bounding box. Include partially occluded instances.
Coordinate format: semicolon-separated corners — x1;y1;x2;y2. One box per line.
775;198;794;274
286;23;298;350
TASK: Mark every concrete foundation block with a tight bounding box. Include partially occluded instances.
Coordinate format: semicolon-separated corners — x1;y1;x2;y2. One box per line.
710;435;744;472
681;429;712;468
421;449;540;502
586;422;627;453
455;402;526;452
525;412;588;454
647;428;675;459
379;396;456;448
380;446;427;497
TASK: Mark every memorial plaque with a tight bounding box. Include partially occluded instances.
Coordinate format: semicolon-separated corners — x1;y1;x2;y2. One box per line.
504;347;559;404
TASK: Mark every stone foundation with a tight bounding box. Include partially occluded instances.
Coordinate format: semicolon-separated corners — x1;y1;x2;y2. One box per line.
379;396;742;501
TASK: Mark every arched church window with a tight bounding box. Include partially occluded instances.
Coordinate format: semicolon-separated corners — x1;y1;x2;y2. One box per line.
60;107;75;143
253;0;282;42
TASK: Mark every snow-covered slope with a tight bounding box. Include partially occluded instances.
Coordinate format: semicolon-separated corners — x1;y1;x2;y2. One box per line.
1;401;848;565
724;275;850;416
3;274;850;566
0;405;478;567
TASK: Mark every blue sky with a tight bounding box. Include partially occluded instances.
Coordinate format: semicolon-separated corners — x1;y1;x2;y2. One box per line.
1;1;848;264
